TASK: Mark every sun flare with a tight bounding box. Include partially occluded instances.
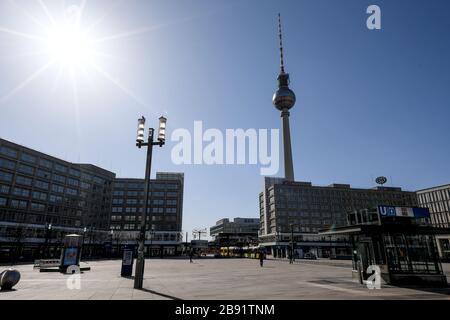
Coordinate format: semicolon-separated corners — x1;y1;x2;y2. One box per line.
45;24;94;67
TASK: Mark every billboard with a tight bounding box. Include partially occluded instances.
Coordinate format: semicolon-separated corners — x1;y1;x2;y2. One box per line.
378;206;430;219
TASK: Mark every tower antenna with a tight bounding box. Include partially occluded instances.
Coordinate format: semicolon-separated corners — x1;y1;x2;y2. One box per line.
278;13;285;73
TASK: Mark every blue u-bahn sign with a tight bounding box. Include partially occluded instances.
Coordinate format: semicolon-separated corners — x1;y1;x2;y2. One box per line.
378;206;430;219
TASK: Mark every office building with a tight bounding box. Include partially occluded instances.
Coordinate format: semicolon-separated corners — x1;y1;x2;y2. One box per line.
210;217;259;247
0;138;115;261
109;173;184;256
259;177;418;258
417;184;450;259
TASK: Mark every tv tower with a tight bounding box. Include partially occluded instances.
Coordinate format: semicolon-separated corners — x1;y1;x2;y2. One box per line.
272;13;296;181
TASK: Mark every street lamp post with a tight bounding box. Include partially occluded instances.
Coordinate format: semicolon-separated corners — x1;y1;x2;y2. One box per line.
289;223;301;264
110;229;114;258
290;224;294;264
81;227;87;259
43;223;52;258
133;115;167;290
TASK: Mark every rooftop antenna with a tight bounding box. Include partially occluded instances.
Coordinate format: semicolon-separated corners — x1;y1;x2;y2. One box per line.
278;13;285;74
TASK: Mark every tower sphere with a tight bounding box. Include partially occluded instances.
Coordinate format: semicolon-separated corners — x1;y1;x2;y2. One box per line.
273;86;296;111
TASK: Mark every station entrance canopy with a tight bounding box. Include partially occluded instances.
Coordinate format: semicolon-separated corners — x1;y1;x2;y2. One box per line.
319;206;449;287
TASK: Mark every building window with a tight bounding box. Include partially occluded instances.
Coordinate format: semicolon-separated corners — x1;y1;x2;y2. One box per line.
81;173;92;181
0;171;13;182
12;187;30;197
66;188;77;196
31;202;45;211
51;184;64;194
34;180;49;190
16;175;32;186
32;191;47;201
93;176;104;184
112;199;123;205
0;185;10;194
112;207;123;213
80;182;91;189
39;158;53;169
36;169;51;179
49;195;63;203
0;146;18;158
69;168;81;177
0;197;7;206
10;199;27;209
53;174;66;184
0;158;16;170
54;163;68;173
20;153;36;163
67;178;79;187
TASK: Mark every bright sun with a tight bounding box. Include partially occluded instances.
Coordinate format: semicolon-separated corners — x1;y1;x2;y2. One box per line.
0;1;158;107
45;24;94;67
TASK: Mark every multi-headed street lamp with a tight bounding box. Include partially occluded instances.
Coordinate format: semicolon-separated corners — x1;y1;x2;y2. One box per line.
133;115;167;289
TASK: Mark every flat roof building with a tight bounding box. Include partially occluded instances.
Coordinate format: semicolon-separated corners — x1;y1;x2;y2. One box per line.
0;138;115;261
259;177;418;259
0;137;185;261
109;173;184;257
210;217;260;251
416;184;450;259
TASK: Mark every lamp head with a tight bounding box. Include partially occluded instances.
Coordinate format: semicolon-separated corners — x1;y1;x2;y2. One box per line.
136;116;146;145
158;116;167;143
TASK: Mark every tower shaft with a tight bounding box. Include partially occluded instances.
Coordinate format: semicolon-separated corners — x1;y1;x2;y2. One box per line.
281;109;295;181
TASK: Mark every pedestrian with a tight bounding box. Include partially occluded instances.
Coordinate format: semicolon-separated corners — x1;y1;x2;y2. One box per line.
189;249;194;263
259;251;264;267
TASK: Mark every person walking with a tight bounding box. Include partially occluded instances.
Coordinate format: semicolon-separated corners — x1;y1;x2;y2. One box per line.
189;249;194;263
259;251;264;267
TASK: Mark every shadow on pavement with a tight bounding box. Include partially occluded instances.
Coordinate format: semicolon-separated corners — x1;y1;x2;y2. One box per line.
137;287;182;300
394;285;450;296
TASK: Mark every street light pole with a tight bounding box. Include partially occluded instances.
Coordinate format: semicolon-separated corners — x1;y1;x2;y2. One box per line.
290;224;294;264
133;116;166;290
81;227;87;259
43;223;52;258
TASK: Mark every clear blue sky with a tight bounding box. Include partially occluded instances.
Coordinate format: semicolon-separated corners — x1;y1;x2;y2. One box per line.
1;0;449;237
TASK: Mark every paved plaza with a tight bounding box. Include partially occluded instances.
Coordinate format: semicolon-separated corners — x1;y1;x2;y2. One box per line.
1;258;450;300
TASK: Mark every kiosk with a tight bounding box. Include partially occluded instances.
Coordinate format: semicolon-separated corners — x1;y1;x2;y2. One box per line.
320;206;449;287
